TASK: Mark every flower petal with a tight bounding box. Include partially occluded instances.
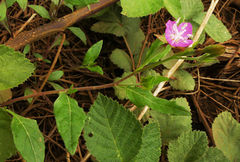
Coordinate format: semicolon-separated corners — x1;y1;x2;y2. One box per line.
174;39;193;47
177;22;192;38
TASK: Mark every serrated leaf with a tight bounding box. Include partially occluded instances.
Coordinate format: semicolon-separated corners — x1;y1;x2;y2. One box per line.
68;27;87;45
134;123;161;162
83;40;103;65
86;65;103;75
0;89;12;104
141;40;171;67
0;109;16;162
114;72;137;100
163;0;181;19
110;49;132;72
84;94;142;162
48;70;64;81
164;69;195;91
193;12;231;42
212;111;240;162
168;131;208;162
150;97;192;144
7;110;45;162
54;93;86;155
196;147;229;162
16;0;27;10
121;0;164;17
0;0;7;21
28;5;51;20
180;0;204;20
126;87;190;116
64;0;98;7
0;45;35;90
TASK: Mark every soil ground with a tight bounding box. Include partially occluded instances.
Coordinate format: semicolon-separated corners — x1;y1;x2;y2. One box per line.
1;0;239;161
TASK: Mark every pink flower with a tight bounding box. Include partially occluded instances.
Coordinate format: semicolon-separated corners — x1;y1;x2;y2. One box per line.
165;18;193;47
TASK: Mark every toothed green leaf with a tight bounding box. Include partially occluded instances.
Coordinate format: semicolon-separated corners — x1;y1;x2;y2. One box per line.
84;94;142;162
0;45;35;90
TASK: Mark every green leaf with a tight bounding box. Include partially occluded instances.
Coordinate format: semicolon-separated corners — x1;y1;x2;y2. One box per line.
23;44;30;55
191;21;205;44
193;12;232;42
212;111;240;162
24;88;34;103
86;65;103;75
48;70;64;81
0;0;7;21
0;89;12;104
64;0;98;7
49;82;64;90
141;40;171;67
51;0;59;6
168;131;208;162
91;8;144;56
68;27;87;45
110;49;132;72
134;123;161;162
0;109;16;162
123;16;145;56
196;148;229;162
126;86;190;116
84;94;142;162
164;69;195;91
180;0;204;20
161;50;178;69
163;0;181;19
91;22;125;37
83;40;103;65
121;0;164;17
50;35;70;49
6;0;16;8
54;93;86;155
0;45;35;90
114;72;137;100
141;75;168;90
7;110;45;162
28;5;51;20
16;0;27;10
63;1;74;11
150;97;192;144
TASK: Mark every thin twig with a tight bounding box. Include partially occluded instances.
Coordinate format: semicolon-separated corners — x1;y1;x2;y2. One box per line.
136;14;152;69
138;0;220;120
81;152;91;162
14;13;37;37
123;36;136;71
21;34;65;115
66;152;71;162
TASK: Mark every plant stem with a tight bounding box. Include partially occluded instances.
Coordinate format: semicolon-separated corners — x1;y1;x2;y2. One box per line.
137;0;220;121
5;0;119;50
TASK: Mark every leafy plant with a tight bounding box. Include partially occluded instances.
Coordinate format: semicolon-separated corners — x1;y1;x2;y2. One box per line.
81;40;104;74
0;45;35;90
0;0;236;161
